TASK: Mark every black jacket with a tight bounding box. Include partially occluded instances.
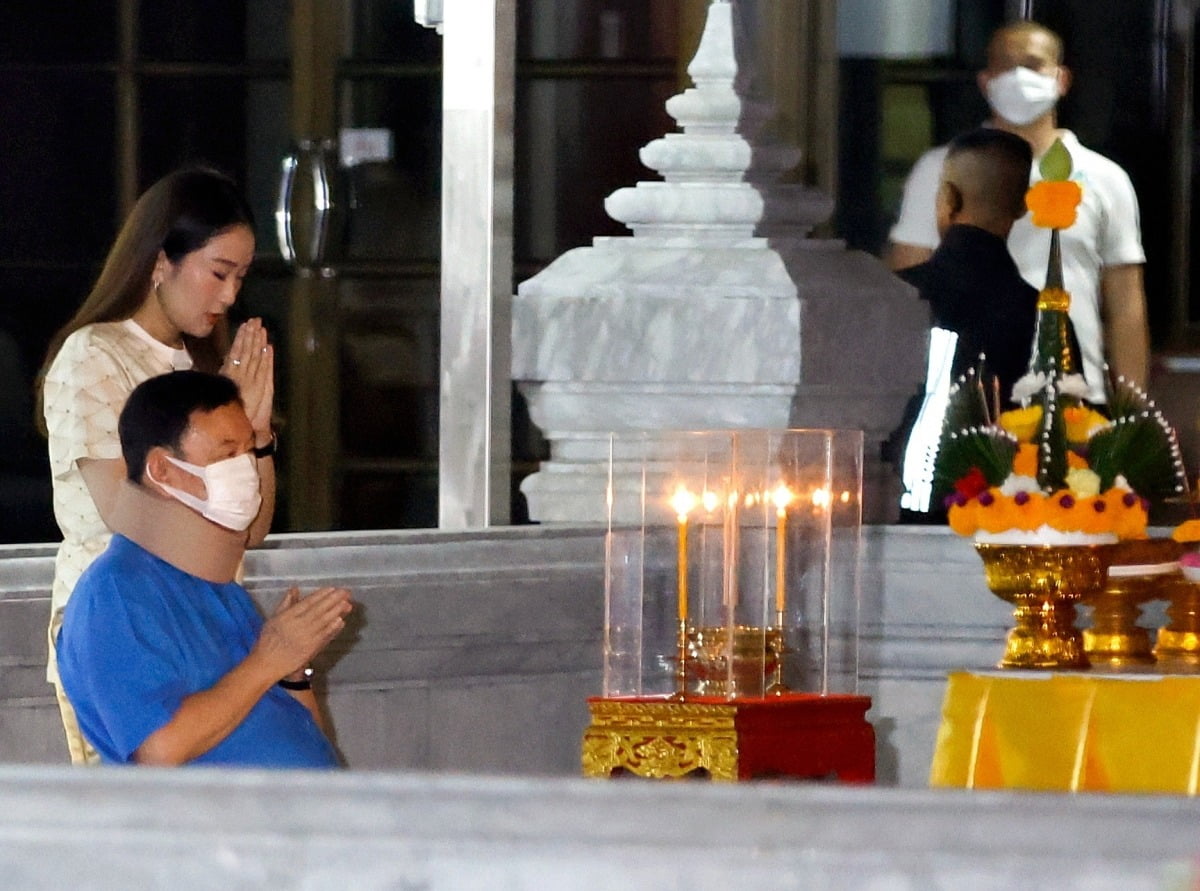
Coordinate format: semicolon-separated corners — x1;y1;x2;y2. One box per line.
898;223;1038;405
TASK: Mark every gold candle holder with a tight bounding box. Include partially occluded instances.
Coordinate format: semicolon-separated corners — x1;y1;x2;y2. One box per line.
765;609;788;696
685;625;783;698
975;543;1116;670
767;483;794;695
669;485;698;699
1083;538;1181;669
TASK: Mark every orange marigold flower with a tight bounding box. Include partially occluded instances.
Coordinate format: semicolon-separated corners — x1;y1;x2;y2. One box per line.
1077;497;1108;535
1012;443;1039;477
1027;180;1083;229
1046;491;1080;530
978;495;1010;533
1173;519;1200;542
985;500;1012;531
948;503;977;536
1012;491;1041;530
1115;507;1149;540
1108;490;1149;540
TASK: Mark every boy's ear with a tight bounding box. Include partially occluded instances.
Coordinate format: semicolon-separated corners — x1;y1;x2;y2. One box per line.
941;181;964;219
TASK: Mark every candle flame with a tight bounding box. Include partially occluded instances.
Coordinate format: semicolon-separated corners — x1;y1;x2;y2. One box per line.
670;484;697;522
811;487;832;509
702;489;719;512
770;483;795;516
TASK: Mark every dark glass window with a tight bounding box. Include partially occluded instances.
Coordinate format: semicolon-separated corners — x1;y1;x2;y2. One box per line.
0;74;116;263
0;2;118;64
139;2;248;64
138;77;250;185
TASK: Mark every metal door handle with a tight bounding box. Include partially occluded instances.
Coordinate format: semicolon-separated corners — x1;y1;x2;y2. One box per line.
309;141;333;266
275;149;299;264
275;139;336;267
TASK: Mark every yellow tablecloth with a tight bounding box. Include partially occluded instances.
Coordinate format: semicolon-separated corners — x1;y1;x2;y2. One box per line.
930;671;1200;794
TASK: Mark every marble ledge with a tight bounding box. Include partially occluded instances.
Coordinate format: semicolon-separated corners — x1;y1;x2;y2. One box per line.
0;766;1197;889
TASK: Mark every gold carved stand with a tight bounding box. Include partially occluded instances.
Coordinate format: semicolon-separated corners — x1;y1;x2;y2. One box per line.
975;543;1116;669
1155;579;1200;670
1083;539;1182;668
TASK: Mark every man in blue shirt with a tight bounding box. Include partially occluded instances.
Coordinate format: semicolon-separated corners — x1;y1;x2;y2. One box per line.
57;370;353;766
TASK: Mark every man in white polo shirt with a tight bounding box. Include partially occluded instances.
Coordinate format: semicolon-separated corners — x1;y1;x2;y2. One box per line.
887;21;1147;405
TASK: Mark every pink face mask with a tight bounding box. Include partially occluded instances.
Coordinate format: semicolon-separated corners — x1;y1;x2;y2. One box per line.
149;453;262;531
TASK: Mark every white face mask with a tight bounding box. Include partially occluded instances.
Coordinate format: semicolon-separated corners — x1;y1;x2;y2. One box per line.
150;452;262;531
985;66;1060;126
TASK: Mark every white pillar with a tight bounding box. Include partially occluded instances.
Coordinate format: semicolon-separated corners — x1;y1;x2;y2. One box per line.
436;0;516;528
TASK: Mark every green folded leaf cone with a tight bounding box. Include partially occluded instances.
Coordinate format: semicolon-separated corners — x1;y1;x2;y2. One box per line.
1039;137;1073;182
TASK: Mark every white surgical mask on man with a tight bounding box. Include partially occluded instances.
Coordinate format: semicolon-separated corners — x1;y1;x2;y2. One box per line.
985;66;1060;126
149;453;262;531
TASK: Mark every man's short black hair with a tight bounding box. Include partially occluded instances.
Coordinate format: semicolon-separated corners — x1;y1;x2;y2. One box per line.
947;127;1033;167
119;370;242;482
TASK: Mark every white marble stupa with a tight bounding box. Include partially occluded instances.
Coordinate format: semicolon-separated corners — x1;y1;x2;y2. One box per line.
513;0;925;522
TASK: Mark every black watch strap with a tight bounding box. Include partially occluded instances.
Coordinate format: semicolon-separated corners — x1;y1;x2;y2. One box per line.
279;666;313;691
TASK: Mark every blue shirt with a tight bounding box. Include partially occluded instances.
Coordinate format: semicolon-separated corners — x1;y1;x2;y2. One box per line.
57;535;339;768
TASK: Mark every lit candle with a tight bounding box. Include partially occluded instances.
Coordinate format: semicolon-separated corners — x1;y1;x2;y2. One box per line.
724;489;739;607
811;486;831;512
669;485;697;623
770;483;795;615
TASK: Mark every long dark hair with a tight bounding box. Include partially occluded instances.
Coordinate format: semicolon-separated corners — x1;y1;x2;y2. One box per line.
37;166;255;430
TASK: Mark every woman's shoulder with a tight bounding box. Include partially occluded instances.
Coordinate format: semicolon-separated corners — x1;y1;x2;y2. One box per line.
51;321;154;376
61;321;135;351
44;322;171;404
53;321;138;364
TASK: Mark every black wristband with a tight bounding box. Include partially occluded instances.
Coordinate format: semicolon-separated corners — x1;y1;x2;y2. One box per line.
252;432;277;459
278;666;313;691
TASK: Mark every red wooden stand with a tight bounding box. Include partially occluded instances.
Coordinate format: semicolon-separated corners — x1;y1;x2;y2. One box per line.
581;693;875;782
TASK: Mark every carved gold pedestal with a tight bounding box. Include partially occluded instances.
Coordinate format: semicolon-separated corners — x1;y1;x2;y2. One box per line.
1155;580;1200;670
976;543;1116;670
581;694;875;782
1083;538;1181;669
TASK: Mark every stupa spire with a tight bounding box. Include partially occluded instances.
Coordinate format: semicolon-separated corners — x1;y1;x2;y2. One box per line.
604;0;829;241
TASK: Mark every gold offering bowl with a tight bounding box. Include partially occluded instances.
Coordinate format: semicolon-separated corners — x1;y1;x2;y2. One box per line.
1155;572;1200;670
1082;538;1181;669
975;543;1117;669
685;625;783;697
